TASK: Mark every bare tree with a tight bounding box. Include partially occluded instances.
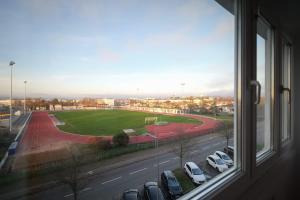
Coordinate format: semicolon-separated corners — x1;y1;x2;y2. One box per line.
172;127;191;168
57;145;89;200
222;122;233;147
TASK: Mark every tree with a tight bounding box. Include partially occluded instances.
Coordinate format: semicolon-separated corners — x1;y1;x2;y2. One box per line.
222;121;233;147
51;98;59;110
58;145;89;200
113;133;129;147
172;127;191;168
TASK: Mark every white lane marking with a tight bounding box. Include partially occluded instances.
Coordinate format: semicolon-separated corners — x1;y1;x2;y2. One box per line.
87;171;94;175
130;168;148;175
190;150;199;154
81;187;92;192
159;160;170;165
101;176;122;185
64;187;92;198
202;146;210;150
212;143;220;146
172;157;180;160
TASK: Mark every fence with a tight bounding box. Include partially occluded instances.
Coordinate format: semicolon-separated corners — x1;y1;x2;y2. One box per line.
0;112;32;170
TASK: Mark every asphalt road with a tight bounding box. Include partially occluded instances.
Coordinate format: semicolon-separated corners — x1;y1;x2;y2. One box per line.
21;134;233;200
0;113;30;134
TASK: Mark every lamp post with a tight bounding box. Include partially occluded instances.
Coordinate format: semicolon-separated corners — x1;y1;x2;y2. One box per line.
9;61;15;133
180;82;185;114
146;131;159;198
24;80;27;114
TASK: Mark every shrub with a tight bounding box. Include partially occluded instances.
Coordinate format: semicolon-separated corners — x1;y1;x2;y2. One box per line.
112;133;129;147
98;140;112;150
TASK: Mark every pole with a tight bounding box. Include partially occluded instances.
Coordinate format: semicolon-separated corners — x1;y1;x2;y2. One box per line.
10;65;12;133
24;81;27;113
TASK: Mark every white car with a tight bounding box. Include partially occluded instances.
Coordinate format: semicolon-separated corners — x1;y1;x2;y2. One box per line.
184;162;206;185
206;155;228;173
214;151;234;167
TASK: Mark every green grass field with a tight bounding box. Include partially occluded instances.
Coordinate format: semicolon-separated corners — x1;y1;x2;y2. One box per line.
53;110;201;136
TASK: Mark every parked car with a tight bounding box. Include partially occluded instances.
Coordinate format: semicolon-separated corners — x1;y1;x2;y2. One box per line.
122;189;141;200
214;151;234;167
206;155;228;173
144;182;165;200
184;162;206;185
224;146;234;157
161;170;183;199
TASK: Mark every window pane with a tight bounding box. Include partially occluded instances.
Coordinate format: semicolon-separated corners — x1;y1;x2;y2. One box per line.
0;0;237;199
281;42;291;142
256;18;273;157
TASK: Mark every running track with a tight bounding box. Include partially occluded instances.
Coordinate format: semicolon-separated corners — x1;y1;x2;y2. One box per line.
18;112;223;154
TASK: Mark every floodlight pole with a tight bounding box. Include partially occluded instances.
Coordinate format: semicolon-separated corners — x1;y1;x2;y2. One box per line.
9;61;15;133
181;83;185;114
146;132;159;188
24;80;27;114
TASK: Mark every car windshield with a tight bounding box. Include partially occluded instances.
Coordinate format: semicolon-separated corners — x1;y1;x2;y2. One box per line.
216;158;225;165
168;177;179;187
222;154;231;160
192;168;203;175
124;193;138;200
149;187;164;200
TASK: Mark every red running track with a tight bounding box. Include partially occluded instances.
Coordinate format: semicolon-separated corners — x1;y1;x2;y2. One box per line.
17;112;105;154
18;112;223;154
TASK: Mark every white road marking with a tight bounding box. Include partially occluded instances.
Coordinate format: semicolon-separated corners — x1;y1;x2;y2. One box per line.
64;187;92;198
64;194;73;198
212;142;220;146
202;146;210;150
101;176;122;185
159;160;170;165
190;150;199;154
129;168;147;175
172;157;180;160
81;187;92;192
87;171;94;175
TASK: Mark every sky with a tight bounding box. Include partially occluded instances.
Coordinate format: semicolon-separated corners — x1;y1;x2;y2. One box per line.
0;0;235;99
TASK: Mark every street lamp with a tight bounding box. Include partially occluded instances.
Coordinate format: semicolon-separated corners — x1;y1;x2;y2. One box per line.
180;83;185;114
9;61;15;133
146;131;159;199
24;80;27;114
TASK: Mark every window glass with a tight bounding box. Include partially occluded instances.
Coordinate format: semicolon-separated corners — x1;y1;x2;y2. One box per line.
0;0;237;199
256;18;274;157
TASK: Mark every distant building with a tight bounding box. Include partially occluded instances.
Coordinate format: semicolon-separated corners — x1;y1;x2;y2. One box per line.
96;99;115;107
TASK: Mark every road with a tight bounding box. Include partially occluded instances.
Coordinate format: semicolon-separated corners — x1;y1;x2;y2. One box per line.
18;133;233;200
0;113;29;134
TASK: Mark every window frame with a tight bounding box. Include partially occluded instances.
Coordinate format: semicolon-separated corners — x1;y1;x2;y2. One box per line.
178;1;294;199
254;14;276;164
280;37;293;147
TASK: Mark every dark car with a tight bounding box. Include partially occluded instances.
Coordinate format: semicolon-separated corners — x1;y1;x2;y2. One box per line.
122;189;141;200
161;171;183;199
224;146;234;157
144;182;165;200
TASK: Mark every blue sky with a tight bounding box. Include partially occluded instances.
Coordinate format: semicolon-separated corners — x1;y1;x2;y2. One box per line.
0;0;235;99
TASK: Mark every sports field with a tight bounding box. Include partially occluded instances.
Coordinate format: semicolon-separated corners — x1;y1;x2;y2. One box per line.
53;110;202;136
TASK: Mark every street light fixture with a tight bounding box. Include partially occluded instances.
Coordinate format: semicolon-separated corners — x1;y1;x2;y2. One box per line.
24;80;27;114
9;61;15;133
